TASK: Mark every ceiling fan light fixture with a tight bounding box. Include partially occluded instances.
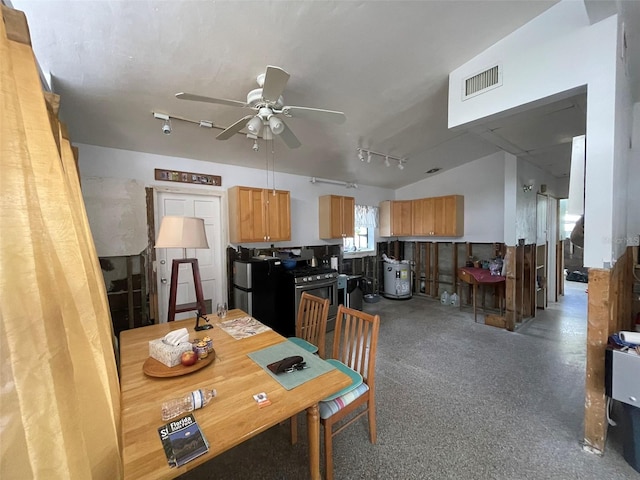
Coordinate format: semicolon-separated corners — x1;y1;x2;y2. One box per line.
268;115;284;135
246;116;263;135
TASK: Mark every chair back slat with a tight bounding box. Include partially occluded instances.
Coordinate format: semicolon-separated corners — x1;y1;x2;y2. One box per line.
332;305;380;386
296;292;330;358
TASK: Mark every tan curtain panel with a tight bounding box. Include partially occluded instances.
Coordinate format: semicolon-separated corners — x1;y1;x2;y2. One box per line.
0;7;122;479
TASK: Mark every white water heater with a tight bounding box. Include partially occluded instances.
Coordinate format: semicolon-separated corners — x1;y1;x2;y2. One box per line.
383;262;411;299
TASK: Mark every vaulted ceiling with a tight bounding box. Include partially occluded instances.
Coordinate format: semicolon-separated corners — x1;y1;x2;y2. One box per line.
8;1;640;189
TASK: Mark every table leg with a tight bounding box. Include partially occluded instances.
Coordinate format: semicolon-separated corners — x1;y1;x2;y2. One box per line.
473;284;477;322
307;403;321;480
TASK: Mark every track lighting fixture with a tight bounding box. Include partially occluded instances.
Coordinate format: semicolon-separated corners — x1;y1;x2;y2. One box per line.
152;111;219;134
357;148;407;170
310;177;358;189
162;118;172;135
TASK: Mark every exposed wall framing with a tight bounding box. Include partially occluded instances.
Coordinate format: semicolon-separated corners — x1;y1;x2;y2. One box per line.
583;246;635;453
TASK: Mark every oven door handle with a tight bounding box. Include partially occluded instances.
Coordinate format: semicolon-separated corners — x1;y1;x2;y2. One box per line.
294;279;337;290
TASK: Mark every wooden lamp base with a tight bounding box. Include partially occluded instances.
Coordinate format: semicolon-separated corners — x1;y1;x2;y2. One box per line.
167;258;207;322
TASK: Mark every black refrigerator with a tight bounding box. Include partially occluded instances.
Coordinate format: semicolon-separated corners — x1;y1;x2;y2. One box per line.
232;258;282;329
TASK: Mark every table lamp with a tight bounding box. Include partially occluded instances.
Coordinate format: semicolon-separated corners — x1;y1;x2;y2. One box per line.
155;216;209;323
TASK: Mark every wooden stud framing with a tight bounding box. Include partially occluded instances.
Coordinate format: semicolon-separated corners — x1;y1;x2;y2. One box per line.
504;246;516;331
583;247;634;453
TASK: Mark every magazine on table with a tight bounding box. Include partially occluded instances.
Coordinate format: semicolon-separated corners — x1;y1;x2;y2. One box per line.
157;413;209;467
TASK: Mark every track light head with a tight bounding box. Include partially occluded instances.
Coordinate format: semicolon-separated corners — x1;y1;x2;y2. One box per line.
384;156;390;167
398;160;404;170
367;151;372;163
162;119;171;135
358;149;365;162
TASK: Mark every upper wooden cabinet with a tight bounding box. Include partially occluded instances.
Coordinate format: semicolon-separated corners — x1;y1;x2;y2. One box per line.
412;195;464;237
379;200;413;237
319;195;355;239
228;186;291;243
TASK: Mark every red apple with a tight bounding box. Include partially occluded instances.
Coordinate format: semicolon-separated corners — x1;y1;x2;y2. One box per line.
180;350;197;366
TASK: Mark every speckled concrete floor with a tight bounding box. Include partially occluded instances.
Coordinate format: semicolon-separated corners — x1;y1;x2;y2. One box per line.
181;281;639;479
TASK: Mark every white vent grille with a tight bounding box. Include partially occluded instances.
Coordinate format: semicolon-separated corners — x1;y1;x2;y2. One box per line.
462;64;502;100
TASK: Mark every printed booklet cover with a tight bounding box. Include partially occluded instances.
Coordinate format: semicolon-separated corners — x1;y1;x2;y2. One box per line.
158;413;209;467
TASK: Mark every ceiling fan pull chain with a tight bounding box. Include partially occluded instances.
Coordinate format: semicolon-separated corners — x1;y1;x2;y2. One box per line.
272;139;276;195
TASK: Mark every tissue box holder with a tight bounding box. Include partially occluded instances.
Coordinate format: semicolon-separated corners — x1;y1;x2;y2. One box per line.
149;339;193;367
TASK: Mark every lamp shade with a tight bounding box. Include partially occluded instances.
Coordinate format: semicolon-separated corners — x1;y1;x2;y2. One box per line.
155;216;209;249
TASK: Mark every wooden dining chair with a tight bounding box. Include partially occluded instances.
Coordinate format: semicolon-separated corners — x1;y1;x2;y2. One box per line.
288;292;329;358
319;305;380;480
288;292;329;444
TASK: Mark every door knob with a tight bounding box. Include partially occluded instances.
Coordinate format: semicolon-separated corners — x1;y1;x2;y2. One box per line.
161;278;168;284
160;259;166;265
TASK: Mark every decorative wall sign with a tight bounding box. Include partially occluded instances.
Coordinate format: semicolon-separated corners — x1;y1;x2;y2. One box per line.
154;169;221;187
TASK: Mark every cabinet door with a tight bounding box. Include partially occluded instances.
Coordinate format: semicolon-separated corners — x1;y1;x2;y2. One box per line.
392;200;413;236
412;197;436;236
435;195;463;236
229;186;266;243
266;189;291;241
341;196;355;238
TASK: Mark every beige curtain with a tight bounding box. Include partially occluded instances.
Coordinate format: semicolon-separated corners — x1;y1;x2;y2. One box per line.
0;6;122;479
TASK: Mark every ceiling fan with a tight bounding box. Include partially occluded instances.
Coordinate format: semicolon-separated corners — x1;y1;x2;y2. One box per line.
176;66;346;149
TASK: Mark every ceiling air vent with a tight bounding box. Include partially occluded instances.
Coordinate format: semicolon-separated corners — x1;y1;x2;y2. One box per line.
462;64;502;100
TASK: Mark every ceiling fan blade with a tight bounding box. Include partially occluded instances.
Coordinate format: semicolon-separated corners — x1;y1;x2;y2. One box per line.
176;92;248;108
216;115;254;140
278;121;301;149
281;106;346;124
261;66;290;103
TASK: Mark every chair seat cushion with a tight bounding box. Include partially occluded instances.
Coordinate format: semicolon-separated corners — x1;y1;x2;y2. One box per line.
319;382;369;419
287;337;318;354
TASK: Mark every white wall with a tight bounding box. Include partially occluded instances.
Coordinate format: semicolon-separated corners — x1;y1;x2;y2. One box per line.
396;151;506;243
449;0;631;267
77;144;393;251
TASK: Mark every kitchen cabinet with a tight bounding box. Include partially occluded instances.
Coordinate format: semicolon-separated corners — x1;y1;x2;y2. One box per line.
379;200;413;237
228;186;291;243
412;195;464;237
319;194;355;239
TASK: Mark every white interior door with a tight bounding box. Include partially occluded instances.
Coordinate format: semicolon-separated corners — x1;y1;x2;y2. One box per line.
155;190;226;323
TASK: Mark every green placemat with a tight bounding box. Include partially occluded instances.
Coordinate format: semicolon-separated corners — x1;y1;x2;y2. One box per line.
248;341;336;390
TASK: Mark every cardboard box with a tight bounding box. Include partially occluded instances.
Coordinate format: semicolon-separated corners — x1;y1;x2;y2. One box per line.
149;339;193;367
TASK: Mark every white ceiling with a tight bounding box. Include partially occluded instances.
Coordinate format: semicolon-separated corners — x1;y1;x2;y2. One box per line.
7;1;640;189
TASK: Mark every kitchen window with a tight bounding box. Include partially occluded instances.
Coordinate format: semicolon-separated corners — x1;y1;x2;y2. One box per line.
343;205;377;254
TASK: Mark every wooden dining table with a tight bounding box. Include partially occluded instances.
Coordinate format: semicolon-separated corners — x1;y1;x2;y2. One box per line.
120;309;351;479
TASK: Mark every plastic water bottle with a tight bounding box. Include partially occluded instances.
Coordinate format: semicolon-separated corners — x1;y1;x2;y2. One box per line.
161;387;217;421
440;291;450;305
450;292;460;307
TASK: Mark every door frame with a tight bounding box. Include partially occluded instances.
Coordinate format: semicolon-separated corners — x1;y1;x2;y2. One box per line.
147;186;228;323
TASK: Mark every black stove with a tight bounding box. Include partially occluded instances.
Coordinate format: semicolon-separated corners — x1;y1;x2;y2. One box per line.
273;265;339;337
